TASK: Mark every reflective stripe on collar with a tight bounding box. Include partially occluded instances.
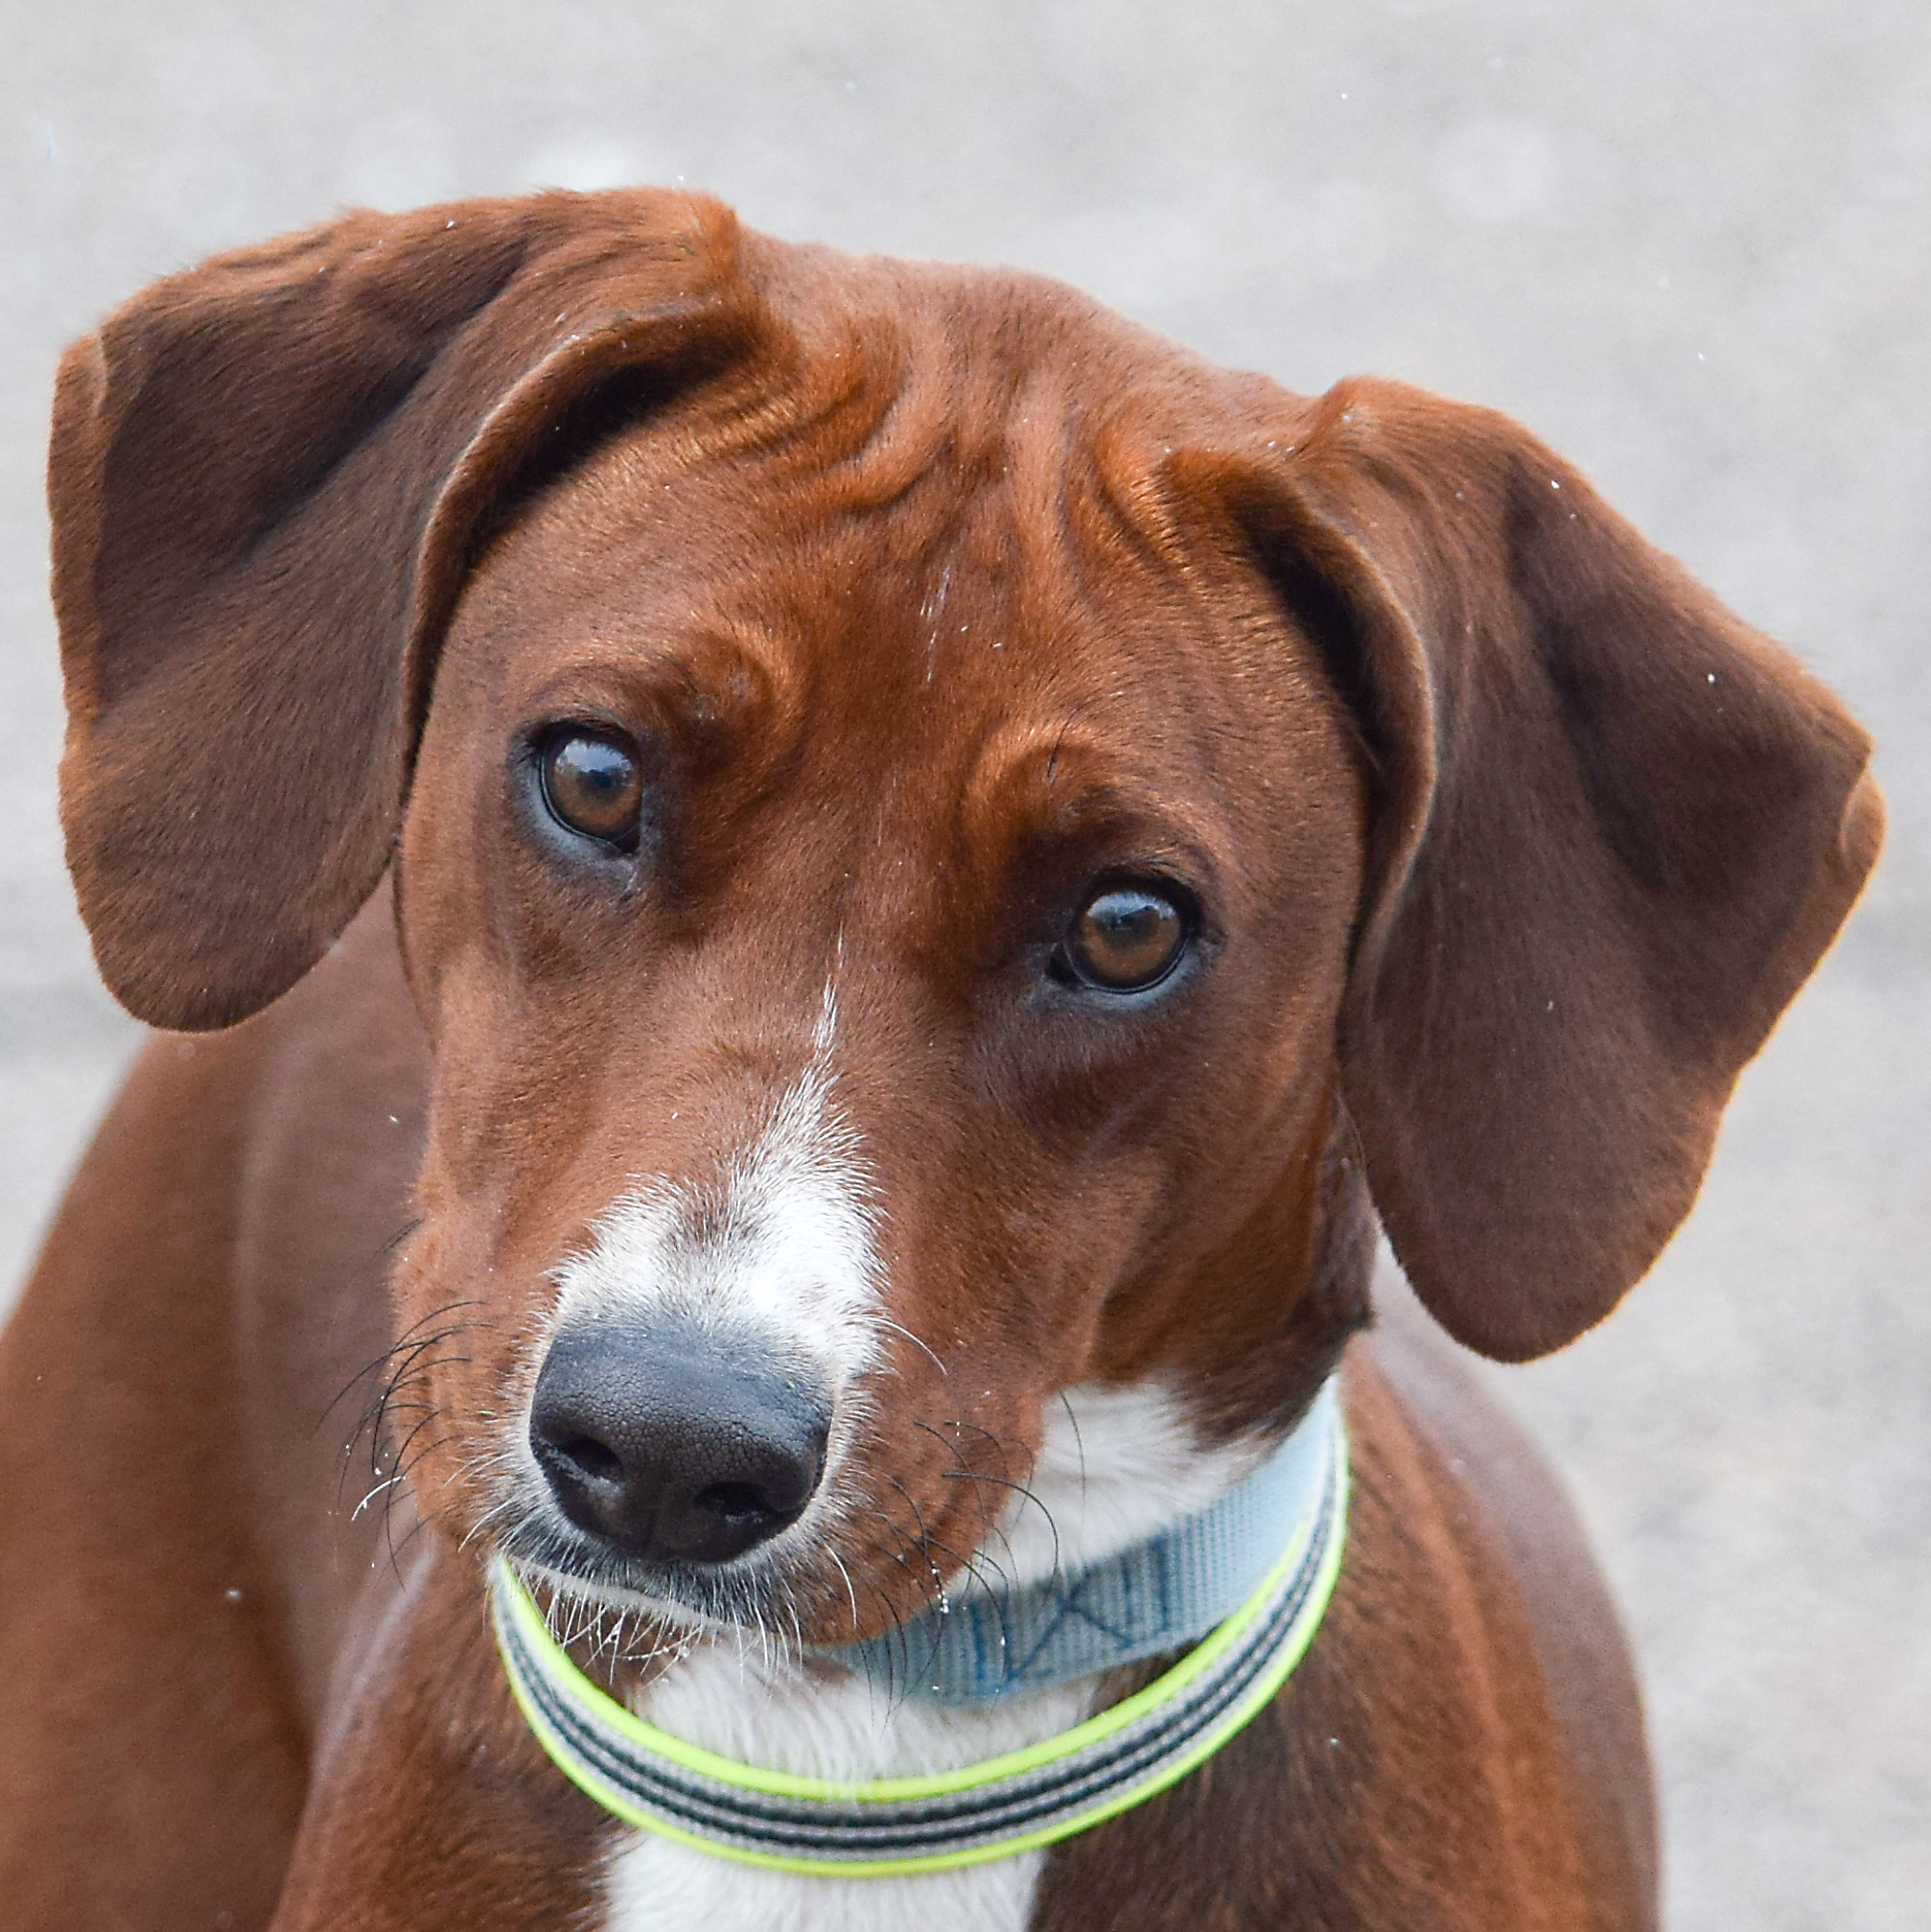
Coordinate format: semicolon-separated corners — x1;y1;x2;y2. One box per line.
486;1384;1348;1876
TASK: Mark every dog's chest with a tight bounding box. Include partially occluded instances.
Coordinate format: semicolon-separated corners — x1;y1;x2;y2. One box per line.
593;1650;1091;1932
601;1834;1043;1932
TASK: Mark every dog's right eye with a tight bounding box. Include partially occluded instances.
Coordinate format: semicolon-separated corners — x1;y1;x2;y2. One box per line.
538;727;644;851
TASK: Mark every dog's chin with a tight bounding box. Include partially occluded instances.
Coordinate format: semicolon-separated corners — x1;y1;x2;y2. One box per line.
495;1513;829;1644
518;1556;750;1640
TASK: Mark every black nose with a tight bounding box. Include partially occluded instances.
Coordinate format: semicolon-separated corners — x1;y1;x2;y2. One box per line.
529;1317;831;1566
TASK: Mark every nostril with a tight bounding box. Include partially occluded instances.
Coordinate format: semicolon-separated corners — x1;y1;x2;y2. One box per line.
696;1480;783;1525
549;1433;624;1487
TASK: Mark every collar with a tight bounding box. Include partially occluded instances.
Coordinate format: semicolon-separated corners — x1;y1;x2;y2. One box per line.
832;1378;1344;1701
487;1380;1347;1876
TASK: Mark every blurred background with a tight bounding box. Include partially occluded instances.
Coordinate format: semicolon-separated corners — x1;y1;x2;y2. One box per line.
3;3;1925;1923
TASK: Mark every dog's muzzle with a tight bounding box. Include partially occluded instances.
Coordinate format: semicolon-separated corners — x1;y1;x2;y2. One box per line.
529;1314;831;1566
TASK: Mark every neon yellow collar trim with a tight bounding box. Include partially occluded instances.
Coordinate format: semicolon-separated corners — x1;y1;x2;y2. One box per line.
487;1391;1347;1875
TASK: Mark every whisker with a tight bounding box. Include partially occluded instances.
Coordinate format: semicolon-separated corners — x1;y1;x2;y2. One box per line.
1059;1388;1089;1501
374;1216;424;1259
318;1299;483;1431
881;1476;944;1589
858;1518;954;1703
828;1549;863;1641
934;1464;1059;1585
915;1418;1027;1586
872;1317;947;1378
351;1475;404;1520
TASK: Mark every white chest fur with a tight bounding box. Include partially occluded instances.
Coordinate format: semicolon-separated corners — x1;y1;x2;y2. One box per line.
598;1654;1090;1932
603;1818;1044;1932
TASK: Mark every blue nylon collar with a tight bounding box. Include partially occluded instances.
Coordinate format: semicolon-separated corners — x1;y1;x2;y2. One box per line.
830;1381;1342;1702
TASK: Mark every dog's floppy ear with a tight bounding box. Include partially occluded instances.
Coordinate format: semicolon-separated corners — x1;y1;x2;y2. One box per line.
50;189;758;1032
1210;377;1882;1361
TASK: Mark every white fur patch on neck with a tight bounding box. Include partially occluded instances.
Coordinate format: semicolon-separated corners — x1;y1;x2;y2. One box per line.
598;1600;1094;1931
603;1821;1046;1932
979;1378;1271;1597
597;1598;1089;1932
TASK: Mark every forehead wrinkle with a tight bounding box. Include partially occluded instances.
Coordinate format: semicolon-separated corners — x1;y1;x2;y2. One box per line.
813;351;962;517
749;298;1000;522
486;288;1260;878
518;605;800;710
628;281;915;485
1082;411;1206;574
960;718;1231;874
781;264;1157;534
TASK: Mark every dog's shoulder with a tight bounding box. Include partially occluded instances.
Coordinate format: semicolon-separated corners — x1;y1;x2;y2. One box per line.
1352;1269;1658;1922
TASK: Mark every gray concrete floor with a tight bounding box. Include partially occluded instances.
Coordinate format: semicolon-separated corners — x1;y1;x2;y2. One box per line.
3;4;1926;1924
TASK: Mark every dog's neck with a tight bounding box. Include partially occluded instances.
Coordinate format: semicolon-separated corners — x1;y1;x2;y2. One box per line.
500;1375;1344;1827
828;1379;1343;1703
593;1377;1291;1775
489;1378;1344;1931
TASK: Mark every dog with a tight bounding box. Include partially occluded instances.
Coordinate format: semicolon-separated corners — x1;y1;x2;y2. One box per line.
0;187;1881;1931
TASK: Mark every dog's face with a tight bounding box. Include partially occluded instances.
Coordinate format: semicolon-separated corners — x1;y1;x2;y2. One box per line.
48;190;1880;1646
390;360;1366;1633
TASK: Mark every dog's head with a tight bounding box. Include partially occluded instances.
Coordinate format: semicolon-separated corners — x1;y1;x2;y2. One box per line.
49;190;1881;1642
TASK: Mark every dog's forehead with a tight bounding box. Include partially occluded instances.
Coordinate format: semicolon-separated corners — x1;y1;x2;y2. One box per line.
471;273;1295;731
464;248;1249;628
447;369;1283;839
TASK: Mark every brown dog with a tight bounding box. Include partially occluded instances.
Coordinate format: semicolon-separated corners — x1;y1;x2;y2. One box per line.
0;188;1880;1931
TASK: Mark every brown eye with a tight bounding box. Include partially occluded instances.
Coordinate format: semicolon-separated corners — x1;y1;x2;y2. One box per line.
1061;884;1190;991
539;727;643;850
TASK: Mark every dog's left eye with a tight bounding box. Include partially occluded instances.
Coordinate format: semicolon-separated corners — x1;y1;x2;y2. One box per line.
1058;883;1192;992
538;727;644;850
